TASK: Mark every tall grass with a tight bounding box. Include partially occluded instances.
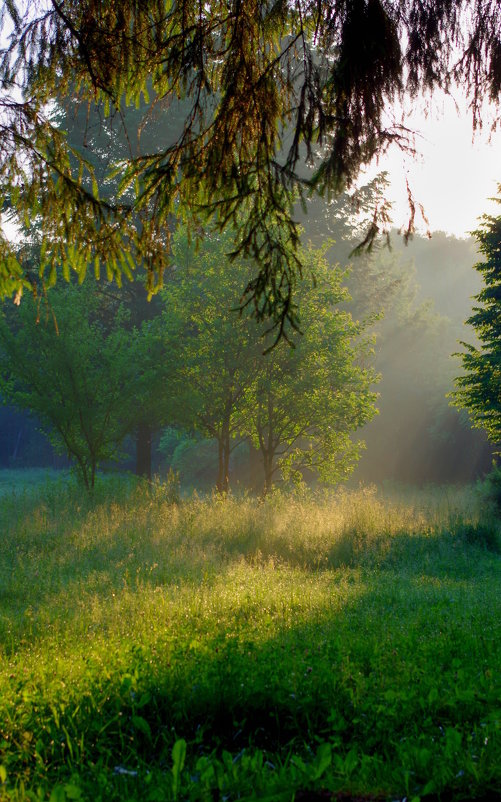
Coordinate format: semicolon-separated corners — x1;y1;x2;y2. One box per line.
0;476;499;801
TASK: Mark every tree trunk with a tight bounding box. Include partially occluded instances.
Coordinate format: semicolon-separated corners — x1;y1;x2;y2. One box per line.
136;422;152;480
257;385;276;496
216;436;225;494
222;421;230;494
216;434;231;494
263;453;274;496
76;457;90;492
12;427;23;461
216;398;232;494
248;440;262;493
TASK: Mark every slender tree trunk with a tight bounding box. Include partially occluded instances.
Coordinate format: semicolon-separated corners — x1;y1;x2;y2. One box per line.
222;425;230;494
260;384;275;496
136;422;152;480
263;452;274;496
216;436;225;494
216;430;231;494
256;418;275;496
248;440;261;493
216;398;232;494
77;457;90;492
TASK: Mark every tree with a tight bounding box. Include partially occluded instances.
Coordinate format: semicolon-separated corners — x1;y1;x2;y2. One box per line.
0;281;169;489
451;190;501;451
1;2;500;336
245;246;378;493
60;92;174;478
161;227;262;493
161;227;377;493
82;278;171;480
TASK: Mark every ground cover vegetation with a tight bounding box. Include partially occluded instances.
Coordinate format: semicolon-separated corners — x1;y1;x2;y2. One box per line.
1;2;501;339
0;474;499;801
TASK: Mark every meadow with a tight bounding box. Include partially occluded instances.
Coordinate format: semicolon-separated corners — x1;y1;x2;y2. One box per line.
0;472;499;801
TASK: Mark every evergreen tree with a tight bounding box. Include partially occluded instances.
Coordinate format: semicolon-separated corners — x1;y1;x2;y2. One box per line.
452;191;501;450
1;2;500;335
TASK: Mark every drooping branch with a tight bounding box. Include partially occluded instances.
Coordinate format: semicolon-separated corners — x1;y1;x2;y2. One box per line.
0;1;500;335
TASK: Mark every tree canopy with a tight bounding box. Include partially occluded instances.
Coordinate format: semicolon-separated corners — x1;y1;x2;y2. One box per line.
1;1;501;335
0;280;173;489
160;226;263;493
161;225;377;493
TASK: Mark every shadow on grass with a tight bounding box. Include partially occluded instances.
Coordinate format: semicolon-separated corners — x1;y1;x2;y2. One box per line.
2;539;500;801
1;483;500;654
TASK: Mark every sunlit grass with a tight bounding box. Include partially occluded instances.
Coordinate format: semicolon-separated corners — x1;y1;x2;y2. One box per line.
0;476;499;800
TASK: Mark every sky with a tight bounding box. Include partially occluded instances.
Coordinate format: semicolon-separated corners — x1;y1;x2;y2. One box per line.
362;92;501;239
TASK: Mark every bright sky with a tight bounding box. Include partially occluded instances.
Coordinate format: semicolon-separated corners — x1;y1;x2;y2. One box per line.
363;92;501;238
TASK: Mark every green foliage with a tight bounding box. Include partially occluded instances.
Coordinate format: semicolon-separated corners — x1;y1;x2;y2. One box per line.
0;477;500;800
0;218;373;495
451;519;500;552
1;3;500;333
476;464;501;516
0;283;168;489
295;188;491;485
158;427;185;465
452;190;501;450
246;243;378;492
170;437;218;487
161;227;377;493
161;226;262;492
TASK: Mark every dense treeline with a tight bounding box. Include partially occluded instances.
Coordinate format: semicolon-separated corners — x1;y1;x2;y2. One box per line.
1;80;494;491
0;97;494;489
0;224;378;494
0;218;493;490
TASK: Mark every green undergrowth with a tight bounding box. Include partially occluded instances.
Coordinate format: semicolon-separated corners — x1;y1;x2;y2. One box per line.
0;477;499;801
